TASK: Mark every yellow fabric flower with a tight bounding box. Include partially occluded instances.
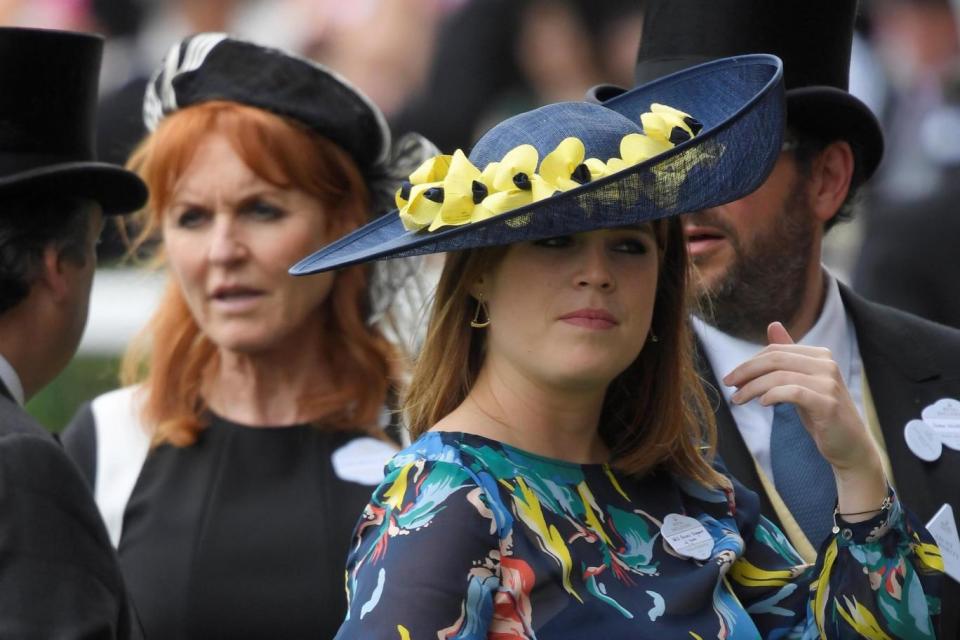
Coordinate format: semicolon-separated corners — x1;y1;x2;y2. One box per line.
483;144;556;215
583;158;610;181
642;103;701;145
651;103;703;134
540;137;585;191
395;101;704;234
397;155;452;231
606;133;673;172
429;150;496;231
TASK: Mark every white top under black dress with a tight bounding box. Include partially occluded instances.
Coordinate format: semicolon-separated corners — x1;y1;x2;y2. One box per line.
62;387;397;639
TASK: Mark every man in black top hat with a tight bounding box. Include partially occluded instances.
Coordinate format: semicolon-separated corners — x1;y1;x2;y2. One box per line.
0;27;146;638
594;0;958;633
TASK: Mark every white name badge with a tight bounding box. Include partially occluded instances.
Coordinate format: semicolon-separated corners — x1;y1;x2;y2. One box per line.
904;419;943;462
921;399;960;451
661;514;713;561
926;503;960;584
331;437;397;485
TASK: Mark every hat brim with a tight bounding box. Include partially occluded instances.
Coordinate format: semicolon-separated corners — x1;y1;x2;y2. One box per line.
0;162;147;215
291;54;785;276
785;86;882;180
591;81;883;180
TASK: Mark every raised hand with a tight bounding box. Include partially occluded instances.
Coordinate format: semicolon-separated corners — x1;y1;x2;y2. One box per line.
723;322;887;520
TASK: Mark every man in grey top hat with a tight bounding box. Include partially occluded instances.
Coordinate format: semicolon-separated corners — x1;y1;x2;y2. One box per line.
595;0;959;633
0;27;146;637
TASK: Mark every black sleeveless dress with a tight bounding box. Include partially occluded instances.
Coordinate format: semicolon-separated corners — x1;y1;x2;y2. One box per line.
64;389;397;639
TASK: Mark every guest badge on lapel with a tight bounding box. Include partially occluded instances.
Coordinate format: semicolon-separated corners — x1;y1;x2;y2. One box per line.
926;503;960;584
904;419;942;462
661;514;713;561
921;398;960;451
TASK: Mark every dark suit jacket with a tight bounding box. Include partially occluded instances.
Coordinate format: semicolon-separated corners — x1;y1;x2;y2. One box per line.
0;384;138;638
698;284;960;636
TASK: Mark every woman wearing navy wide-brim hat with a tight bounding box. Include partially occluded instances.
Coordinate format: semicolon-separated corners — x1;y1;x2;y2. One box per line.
294;55;942;639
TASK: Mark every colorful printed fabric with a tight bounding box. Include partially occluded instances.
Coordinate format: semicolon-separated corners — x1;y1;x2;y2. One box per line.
335;432;943;639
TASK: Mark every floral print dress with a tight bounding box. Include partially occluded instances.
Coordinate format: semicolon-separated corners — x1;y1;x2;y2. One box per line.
335;431;943;639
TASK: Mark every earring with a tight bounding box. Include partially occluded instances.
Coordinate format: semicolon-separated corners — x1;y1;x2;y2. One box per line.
470;293;490;328
649;332;660;343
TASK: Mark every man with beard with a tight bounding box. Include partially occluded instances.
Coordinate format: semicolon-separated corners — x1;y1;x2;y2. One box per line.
0;28;146;637
594;0;960;633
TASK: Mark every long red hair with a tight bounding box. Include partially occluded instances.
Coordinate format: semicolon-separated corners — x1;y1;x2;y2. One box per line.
122;101;395;446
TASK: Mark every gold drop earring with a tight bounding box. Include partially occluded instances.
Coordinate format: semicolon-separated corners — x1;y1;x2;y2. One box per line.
470;292;490;328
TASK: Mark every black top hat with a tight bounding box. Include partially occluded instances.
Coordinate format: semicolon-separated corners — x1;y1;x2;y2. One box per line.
590;0;883;181
0;27;146;215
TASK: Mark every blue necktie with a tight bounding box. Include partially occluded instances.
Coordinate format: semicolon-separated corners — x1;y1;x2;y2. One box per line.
769;403;836;546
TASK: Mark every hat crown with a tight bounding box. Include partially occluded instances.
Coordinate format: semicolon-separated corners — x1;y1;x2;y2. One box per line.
636;0;857;91
0;27;102;165
469;103;641;169
146;34;391;173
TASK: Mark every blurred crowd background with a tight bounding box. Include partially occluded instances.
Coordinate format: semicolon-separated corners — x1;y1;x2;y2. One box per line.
3;0;958;429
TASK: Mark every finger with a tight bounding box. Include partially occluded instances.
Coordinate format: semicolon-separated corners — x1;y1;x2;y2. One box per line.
757;384;830;410
759;343;834;359
758;384;840;418
767;321;795;345
723;350;839;387
730;371;837;405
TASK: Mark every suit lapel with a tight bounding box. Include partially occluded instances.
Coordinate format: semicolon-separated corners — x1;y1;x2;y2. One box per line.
840;284;945;520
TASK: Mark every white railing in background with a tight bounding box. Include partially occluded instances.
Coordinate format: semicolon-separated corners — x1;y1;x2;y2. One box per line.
79;269;166;356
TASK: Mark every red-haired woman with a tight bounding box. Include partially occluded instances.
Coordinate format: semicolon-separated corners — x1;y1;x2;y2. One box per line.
61;34;435;639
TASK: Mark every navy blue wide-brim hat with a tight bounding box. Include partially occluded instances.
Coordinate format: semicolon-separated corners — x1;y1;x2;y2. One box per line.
0;27;147;214
290;54;785;276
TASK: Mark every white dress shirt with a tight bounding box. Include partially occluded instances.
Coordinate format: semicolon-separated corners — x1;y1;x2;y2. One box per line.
692;274;864;481
0;351;25;406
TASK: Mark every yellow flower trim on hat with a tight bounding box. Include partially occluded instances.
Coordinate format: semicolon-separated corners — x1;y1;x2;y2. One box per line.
396;155;452;230
397;103;702;233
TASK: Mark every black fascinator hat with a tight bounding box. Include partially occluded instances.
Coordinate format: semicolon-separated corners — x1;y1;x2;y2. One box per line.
143;33;437;218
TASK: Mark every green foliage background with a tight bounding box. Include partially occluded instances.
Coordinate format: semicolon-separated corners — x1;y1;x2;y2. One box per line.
26;356;121;433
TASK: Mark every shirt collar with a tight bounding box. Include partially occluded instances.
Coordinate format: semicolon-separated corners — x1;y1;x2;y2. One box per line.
0;352;25;406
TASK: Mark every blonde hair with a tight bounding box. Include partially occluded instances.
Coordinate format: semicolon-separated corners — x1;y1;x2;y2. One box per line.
121;101;395;446
404;218;728;489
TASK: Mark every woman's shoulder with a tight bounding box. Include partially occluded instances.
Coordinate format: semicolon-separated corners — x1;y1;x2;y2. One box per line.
61;385;151;548
61;386;149;467
359;432;510;547
388;430;544;478
382;431;482;485
89;385;152;456
379;431;513;506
